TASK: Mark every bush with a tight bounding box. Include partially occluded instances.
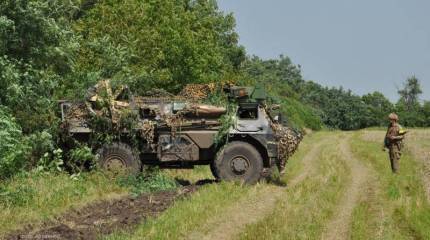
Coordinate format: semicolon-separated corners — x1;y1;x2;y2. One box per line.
0;108;29;179
67;145;96;172
117;168;177;197
26;131;55;166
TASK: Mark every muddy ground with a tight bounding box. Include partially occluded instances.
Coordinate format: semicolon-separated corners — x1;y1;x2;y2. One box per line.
7;185;199;240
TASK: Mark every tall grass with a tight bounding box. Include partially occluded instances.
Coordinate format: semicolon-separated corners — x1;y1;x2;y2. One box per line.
105;182;256;240
0;171;127;237
0;169;179;238
349;131;430;239
105;131;346;240
237;132;349;239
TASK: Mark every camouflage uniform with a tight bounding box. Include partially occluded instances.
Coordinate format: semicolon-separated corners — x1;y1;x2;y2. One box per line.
385;122;404;173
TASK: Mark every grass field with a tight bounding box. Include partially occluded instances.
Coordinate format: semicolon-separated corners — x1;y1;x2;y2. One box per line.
1;130;429;239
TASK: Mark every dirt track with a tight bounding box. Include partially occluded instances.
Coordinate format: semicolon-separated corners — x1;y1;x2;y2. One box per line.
187;140;327;240
363;129;430;202
321;135;370;240
6;186;198;240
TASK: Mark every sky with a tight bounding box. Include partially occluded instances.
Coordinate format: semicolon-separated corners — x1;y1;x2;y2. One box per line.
217;0;430;102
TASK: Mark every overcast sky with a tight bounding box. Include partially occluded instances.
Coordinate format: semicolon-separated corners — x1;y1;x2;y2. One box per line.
217;0;430;102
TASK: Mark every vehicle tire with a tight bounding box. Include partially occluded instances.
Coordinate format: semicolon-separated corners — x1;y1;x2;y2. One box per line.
213;141;264;184
96;143;141;175
210;162;219;180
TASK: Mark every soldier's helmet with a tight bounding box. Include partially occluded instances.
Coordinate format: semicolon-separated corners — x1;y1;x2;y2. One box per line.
388;113;399;121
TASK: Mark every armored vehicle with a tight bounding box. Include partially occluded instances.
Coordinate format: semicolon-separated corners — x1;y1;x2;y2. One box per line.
60;82;301;184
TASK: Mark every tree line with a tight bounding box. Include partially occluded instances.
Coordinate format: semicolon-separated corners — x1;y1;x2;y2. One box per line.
241;56;429;130
0;0;428;179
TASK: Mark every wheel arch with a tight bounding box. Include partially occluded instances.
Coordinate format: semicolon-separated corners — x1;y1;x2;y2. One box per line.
227;135;270;168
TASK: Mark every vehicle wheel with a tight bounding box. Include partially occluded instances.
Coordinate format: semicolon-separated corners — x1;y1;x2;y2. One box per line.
210;162;219;180
213;141;264;184
97;143;141;174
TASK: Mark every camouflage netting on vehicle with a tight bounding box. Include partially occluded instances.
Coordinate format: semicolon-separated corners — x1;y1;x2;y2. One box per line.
178;83;216;101
63;81;302;170
63;81;226;145
139;119;156;150
65;103;89;121
271;122;303;168
142;88;175;98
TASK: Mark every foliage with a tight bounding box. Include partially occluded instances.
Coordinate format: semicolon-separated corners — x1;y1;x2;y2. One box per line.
242;56;375;130
214;103;236;146
0;0;428;180
423;101;430;123
398;76;422;111
240;56;323;130
362;92;394;127
243;56;429;130
0;0;80;133
36;148;64;173
395;76;429;127
73;0;245;94
0;108;29;179
281;98;322;130
117;168;177;197
26;130;55;165
67;145;96;172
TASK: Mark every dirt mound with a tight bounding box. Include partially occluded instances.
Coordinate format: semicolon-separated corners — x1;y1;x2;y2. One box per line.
7;186;198;240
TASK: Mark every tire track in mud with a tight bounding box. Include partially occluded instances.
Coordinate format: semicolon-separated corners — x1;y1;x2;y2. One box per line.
6;186;198;240
321;135;370;240
187;138;329;240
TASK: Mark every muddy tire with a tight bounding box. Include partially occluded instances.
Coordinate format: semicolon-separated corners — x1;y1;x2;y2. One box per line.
97;143;141;174
213;141;263;184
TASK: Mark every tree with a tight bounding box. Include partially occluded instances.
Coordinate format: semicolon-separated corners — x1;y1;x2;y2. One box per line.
73;0;245;94
398;76;422;111
0;0;79;132
241;56;323;130
422;101;430;127
395;76;428;127
362;91;394;126
0;107;29;179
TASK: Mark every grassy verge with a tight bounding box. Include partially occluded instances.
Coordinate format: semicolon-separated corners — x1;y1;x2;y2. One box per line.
164;165;214;185
0;168;178;238
0;171;127;237
237;132;349;239
104;182;255;240
349;131;430;239
103;132;334;239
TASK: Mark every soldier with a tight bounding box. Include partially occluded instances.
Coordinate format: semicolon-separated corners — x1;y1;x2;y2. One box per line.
383;113;405;173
